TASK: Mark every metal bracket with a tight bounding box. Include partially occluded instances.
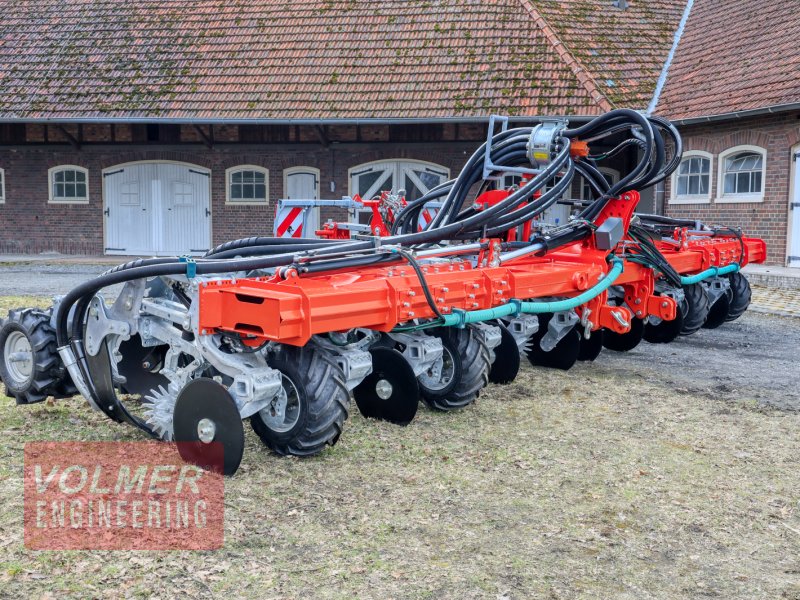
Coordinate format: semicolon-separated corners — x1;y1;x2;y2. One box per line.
539;310;579;352
85;297;131;357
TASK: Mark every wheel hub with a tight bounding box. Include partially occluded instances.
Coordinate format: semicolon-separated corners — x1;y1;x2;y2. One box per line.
4;331;33;385
196;418;216;443
375;378;393;399
260;374;301;433
418;347;455;391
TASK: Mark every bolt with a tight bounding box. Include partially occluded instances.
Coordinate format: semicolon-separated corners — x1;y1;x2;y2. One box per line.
634;298;642;305
442;287;449;293
472;284;480;289
500;280;507;286
408;311;415;317
636;310;642;316
407;291;416;297
662;301;668;308
468;294;475;299
403;302;410;308
437;297;444;303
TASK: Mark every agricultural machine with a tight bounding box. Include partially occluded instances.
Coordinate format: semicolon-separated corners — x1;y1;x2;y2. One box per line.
0;109;765;475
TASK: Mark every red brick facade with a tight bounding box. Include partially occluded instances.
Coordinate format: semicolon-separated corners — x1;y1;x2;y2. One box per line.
0;124;490;255
666;112;800;265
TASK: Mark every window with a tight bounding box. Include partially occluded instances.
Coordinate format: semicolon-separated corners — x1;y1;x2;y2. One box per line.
349;160;449;202
579;168;619;201
717;146;766;203
670;151;712;204
226;166;268;204
49;166;89;203
0;168;5;203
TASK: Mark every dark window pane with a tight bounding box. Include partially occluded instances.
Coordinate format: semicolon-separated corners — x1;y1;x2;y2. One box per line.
54;171;64;183
688;176;699;195
76;183;87;198
698;175;708;194
737;172;749;192
405;174;424;201
357;171;383;197
724;173;735;194
75;171;86;183
677;177;688;196
231;184;242;199
679;160;691;175
243;185;254;199
254;184;266;199
752;171;762;193
232;172;242;184
64;170;75;182
54;183;64;197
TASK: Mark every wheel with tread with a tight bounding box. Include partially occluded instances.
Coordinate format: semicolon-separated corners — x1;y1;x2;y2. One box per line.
421;325;490;411
679;283;709;336
577;330;604;361
702;287;732;330
0;308;71;404
725;273;751;321
251;344;350;457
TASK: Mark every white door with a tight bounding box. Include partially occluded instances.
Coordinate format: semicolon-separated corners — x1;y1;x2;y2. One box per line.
104;163;210;255
285;169;320;232
790;150;800;267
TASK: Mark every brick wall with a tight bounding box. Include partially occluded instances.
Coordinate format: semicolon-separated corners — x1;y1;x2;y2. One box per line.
0;137;482;255
666;112;800;265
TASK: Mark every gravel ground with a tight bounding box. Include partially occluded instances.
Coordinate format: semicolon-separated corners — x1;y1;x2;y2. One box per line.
0;263;122;297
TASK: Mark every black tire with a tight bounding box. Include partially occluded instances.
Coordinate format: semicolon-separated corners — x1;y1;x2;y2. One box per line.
421;325;490;411
602;317;645;352
577;329;604;361
725;273;751;321
418;330;462;398
680;283;709;336
251;344;349;457
526;315;581;371
488;323;521;384
0;308;71;404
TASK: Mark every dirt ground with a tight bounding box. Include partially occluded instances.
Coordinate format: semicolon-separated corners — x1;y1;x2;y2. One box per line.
0;295;799;599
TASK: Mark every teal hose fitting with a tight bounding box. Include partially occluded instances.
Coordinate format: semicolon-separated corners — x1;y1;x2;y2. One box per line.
443;257;624;327
679;263;739;286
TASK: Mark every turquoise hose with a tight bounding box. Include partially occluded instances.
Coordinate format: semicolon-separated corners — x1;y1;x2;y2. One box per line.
442;257;624;327
679;263;739;285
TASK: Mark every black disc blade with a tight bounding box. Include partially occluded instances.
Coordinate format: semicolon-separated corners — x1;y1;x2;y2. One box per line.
353;347;419;425
644;309;684;344
174;378;245;476
703;294;731;329
489;324;521;384
602;317;645;352
117;335;170;397
577;330;604;361
526;318;581;371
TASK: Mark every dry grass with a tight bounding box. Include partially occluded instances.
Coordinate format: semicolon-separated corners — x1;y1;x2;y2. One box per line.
0;296;799;599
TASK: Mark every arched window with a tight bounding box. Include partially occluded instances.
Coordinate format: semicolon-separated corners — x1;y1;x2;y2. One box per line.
670;151;712;204
226;165;269;204
49;165;89;203
349;160;449;202
717;146;766;202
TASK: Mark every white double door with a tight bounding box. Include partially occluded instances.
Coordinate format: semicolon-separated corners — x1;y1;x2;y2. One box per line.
104;163;211;256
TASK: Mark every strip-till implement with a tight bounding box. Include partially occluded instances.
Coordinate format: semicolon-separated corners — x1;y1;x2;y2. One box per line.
0;110;765;474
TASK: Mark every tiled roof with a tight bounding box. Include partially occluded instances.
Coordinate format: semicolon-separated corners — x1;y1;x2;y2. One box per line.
0;0;684;121
657;0;800;120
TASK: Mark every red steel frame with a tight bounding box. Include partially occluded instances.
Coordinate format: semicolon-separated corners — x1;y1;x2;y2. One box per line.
198;192;766;346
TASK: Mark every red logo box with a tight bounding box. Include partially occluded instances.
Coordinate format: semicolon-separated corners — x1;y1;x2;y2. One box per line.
24;441;224;550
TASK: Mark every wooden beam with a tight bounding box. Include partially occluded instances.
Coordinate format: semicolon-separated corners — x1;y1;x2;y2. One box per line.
56;124;80;149
193;125;213;149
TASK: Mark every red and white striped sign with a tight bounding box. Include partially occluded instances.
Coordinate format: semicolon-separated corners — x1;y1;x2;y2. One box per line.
275;206;306;238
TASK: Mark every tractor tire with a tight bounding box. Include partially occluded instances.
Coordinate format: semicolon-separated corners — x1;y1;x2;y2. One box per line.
725;272;751;322
0;308;71;404
602;317;645;352
679;283;709;336
421;325;490;411
702;286;732;329
251;343;350;457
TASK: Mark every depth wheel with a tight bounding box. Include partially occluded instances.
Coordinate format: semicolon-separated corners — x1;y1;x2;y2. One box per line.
252;344;350;454
680;283;709;336
488;323;521;384
422;325;490;411
0;308;70;404
603;317;645;352
577;330;604;361
354;347;419;425
527;316;581;371
725;273;751;321
173;378;244;476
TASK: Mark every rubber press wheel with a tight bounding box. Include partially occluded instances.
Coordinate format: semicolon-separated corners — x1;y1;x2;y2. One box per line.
173;378;245;476
252;344;350;454
702;288;732;330
354;347;419;425
577;330;604;361
526;315;581;371
725;272;752;321
680;283;710;336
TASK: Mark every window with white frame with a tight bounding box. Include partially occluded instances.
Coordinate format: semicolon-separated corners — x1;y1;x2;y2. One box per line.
226;165;268;204
0;168;5;203
670;152;712;204
718;146;766;202
349;160;449;202
49;166;89;203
